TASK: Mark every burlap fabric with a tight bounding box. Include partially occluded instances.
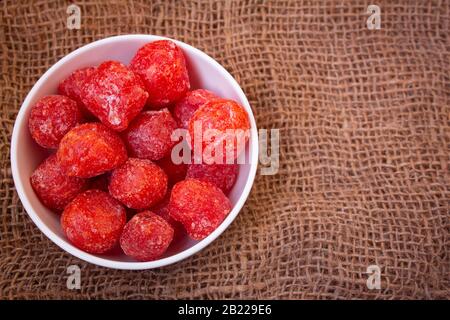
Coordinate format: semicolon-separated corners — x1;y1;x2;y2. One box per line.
0;0;448;299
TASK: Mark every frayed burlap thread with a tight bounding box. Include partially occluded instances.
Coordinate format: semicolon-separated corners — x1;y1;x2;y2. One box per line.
0;0;449;299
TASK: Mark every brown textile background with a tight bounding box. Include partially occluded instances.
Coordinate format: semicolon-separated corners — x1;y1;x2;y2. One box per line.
0;0;449;299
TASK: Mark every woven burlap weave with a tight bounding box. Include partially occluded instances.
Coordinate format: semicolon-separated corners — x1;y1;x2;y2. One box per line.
0;0;449;299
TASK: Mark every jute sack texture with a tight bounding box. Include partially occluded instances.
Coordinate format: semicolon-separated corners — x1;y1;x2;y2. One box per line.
0;0;448;299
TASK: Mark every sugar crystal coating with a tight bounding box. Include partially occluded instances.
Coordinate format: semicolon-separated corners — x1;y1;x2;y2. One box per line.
130;40;190;108
58;67;96;117
120;211;174;261
57;123;128;178
30;154;88;211
124;109;177;161
29;95;82;149
61;190;126;254
188;99;250;163
186;163;238;194
173;89;218;128
168;178;231;240
109;158;168;209
81;60;148;131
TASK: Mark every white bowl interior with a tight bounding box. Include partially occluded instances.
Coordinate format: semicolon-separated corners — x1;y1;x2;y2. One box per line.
11;35;258;269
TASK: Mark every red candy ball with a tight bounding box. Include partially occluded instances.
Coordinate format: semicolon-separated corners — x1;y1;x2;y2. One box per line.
130;40;190;108
57;123;128;178
188;99;250;163
30;154;88;211
186;163;238;194
169;179;231;240
120;211;174;261
156;155;187;186
61;190;126;254
173;89;218;128
28;95;82;149
124;109;177;161
109;158;168;209
58;67;96;117
81;60;148;131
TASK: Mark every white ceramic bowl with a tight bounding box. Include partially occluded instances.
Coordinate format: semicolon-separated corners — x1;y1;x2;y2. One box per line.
11;35;258;270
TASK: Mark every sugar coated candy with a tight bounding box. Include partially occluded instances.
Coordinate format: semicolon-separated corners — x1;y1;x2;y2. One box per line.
188;99;250;163
169;178;231;240
30;154;88;211
124;109;177;161
58;67;96;117
130;40;190;108
120;211;174;261
81;60;148;131
57;123;128;178
61;190;126;254
109;158;168;209
29;95;82;149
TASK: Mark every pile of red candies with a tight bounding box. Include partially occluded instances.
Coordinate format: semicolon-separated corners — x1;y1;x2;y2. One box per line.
28;40;250;261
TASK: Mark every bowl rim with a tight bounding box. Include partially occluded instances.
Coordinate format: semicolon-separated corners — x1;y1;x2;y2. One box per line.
10;34;259;270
